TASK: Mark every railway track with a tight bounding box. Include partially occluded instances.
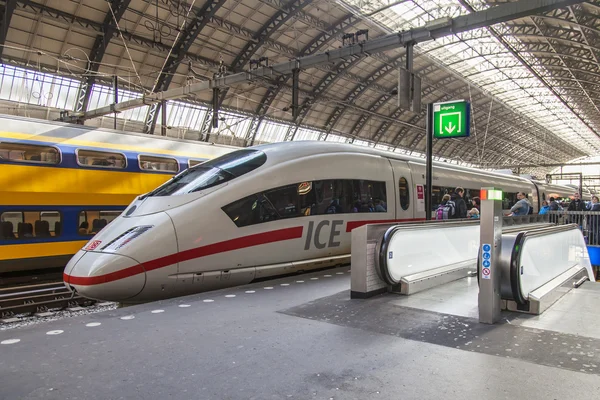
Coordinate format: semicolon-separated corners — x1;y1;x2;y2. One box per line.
0;282;97;320
0;268;64;288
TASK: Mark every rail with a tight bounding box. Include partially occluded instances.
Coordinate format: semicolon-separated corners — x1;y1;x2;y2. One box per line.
546;210;600;246
0;282;96;320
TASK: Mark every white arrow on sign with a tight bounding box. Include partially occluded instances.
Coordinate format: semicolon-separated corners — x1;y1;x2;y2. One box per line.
438;112;462;136
444;122;456;134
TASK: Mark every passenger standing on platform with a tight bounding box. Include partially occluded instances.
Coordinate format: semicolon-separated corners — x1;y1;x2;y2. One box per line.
435;194;453;220
568;192;586;227
539;200;550;215
450;187;467;219
568;192;586;212
507;192;530;216
587;196;600;245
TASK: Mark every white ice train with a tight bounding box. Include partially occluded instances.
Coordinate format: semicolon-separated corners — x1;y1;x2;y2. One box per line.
63;141;579;302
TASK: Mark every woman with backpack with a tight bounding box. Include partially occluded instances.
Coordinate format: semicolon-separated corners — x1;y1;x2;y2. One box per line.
436;194;454;220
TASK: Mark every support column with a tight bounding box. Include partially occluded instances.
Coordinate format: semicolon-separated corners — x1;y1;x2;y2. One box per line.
212;88;220;129
292;68;300;120
425;103;433;220
112;75;118;130
478;187;504;324
161;100;167;136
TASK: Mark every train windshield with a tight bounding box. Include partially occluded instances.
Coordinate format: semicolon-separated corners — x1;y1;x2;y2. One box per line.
144;149;267;197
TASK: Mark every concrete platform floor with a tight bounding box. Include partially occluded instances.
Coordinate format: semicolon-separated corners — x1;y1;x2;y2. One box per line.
1;266;599;400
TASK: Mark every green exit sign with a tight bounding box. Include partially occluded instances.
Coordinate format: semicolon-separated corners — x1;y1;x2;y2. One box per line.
433;100;470;138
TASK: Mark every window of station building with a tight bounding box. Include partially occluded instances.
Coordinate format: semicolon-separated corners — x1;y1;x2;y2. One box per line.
0;211;61;239
77;149;126;169
146;149;267;197
398;177;410;211
78;210;122;235
139;155;179;173
0;142;60;164
222;179;387;228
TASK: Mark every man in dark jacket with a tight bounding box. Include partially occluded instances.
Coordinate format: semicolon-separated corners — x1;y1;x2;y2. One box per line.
450;187;468;219
567;192;586;212
567;192;586;226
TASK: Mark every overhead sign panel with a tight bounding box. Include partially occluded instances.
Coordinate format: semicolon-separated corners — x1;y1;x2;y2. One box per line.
433;100;470;138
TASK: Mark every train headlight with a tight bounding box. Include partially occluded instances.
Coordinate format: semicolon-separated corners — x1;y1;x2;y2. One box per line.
100;225;154;253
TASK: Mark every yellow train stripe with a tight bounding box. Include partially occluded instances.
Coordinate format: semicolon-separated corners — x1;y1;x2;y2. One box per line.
0;165;172;205
0;131;228;159
0;192;136;206
0;240;88;260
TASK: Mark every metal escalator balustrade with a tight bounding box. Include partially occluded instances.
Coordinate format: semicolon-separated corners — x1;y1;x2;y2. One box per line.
497;224;595;314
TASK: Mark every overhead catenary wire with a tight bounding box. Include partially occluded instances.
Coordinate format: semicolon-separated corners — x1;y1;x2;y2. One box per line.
481;96;493;163
150;0;198;93
106;0;145;91
468;84;481;165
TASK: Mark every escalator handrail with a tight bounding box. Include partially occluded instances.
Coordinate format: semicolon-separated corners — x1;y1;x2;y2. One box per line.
378;220;479;285
509;223;580;305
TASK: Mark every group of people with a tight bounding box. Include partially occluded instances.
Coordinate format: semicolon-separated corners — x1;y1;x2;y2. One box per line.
436;187;480;220
436;188;536;220
539;192;600;214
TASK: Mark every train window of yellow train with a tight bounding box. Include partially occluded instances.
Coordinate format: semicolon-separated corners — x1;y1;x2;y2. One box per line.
76;149;126;169
139;155;179;173
0;211;61;239
188;159;204;168
0;142;60;164
78;210;122;235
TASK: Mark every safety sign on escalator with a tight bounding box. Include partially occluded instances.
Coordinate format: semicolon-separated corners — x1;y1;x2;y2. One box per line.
481;243;491;280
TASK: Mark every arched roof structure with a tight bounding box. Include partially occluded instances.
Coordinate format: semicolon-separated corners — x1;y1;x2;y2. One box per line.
1;0;599;176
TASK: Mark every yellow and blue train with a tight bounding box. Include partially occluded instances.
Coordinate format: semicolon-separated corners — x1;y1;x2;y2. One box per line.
0;114;236;275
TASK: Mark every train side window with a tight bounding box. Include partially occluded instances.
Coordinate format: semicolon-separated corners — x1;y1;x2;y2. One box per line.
139;155;179;173
0;211;61;238
188;159;205;168
0;142;60;164
268;182;316;217
222;194;279;228
78;210;122;235
503;192;519;209
77;149;126;169
347;180;387;213
222;178;389;227
40;211;61;237
0;212;21;239
398;177;410;211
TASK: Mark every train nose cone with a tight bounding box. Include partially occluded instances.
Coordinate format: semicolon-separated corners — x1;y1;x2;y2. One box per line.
64;251;146;302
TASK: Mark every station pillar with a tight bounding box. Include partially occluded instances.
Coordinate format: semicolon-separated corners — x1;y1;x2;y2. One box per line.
478;187;503;324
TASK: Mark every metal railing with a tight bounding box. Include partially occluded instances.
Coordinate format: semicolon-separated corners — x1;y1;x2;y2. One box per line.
543;211;600;246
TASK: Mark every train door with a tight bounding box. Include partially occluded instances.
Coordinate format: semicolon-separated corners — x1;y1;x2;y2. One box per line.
532;181;545;213
388;159;415;220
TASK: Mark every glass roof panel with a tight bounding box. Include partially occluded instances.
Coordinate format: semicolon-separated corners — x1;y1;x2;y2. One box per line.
342;0;600;153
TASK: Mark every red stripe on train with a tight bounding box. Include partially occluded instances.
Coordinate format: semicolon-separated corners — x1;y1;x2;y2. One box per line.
65;226;304;286
345;218;426;232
